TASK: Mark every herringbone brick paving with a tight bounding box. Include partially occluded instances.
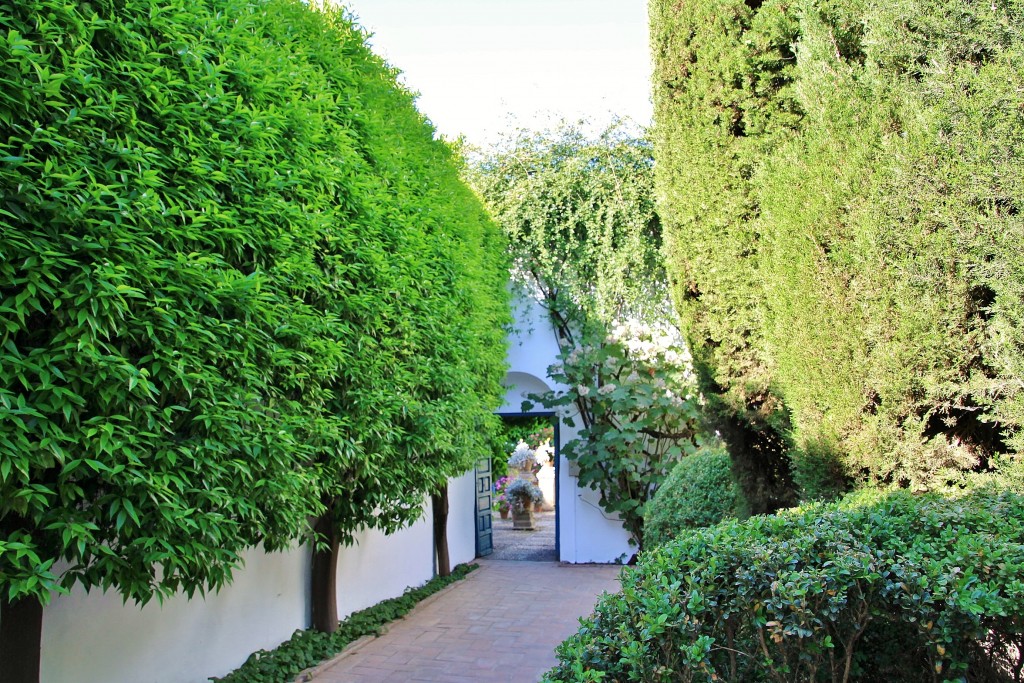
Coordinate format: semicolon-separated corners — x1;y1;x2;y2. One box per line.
310;559;621;682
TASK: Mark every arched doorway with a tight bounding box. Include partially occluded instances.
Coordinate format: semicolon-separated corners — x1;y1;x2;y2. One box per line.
474;368;563;561
484;411;559;561
484;294;634;564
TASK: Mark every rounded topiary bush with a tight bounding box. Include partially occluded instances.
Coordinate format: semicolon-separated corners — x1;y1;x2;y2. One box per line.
546;487;1024;683
644;449;742;548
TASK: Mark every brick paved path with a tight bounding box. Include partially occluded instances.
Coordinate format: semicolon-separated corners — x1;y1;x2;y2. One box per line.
309;559;621;683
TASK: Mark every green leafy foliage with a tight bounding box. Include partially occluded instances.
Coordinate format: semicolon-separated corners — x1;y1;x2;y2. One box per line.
644;447;743;548
468;119;664;329
303;14;511;544
487;416;552;481
0;0;335;606
545;487;1024;682
650;0;1024;499
212;563;478;683
471;122;699;551
0;0;508;611
534;320;702;550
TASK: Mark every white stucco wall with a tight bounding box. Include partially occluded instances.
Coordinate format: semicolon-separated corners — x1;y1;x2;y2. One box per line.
505;294;563;402
336;470;477;618
502;294;633;564
336;506;434;619
39;472;476;683
447;469;478;567
42;544;310;683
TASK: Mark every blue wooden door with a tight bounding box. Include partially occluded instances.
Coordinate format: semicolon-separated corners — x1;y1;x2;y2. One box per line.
475;457;493;557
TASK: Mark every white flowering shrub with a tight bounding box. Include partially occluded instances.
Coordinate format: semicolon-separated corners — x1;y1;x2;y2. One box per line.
530;319;702;551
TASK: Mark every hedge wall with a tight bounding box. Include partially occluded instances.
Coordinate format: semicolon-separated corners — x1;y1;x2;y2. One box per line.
650;0;1024;501
546;485;1024;682
0;0;507;626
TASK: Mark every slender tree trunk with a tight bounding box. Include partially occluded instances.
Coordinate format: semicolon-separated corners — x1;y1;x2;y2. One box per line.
310;498;339;634
432;484;450;577
1;594;43;683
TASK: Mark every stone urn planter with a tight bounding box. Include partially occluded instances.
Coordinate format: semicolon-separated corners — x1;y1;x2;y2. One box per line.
512;507;534;530
506;441;544;530
505;479;543;530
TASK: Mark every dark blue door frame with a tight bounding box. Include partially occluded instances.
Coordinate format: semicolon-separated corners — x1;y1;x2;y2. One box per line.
495;411;560;559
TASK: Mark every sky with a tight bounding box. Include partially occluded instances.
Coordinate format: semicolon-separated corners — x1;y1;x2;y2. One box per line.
340;0;653;145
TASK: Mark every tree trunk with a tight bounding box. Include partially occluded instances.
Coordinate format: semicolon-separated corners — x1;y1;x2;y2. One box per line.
310;500;340;634
432;484;450;577
1;594;43;683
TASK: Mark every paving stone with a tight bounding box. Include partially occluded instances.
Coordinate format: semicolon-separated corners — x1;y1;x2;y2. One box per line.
310;559;621;683
489;511;556;561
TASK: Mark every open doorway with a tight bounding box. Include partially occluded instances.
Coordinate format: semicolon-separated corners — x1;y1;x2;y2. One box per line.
485;412;559;561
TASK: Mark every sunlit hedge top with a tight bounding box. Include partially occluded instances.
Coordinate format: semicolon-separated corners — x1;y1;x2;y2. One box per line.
0;0;508;605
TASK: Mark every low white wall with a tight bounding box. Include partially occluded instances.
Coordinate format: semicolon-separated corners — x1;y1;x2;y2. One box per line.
336;504;434;619
42;544;310;683
39;473;476;683
336;470;478;618
447;469;478;567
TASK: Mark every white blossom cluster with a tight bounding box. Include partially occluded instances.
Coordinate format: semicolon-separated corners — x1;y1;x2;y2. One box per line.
534;442;554;465
607;319;698;395
564;345;596;366
551;318;701;409
507;441;535;469
607;319;692;367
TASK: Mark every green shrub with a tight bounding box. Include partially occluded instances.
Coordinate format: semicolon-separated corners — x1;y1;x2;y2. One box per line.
650;0;1024;500
644;449;742;548
1;0;346;610
545;487;1024;682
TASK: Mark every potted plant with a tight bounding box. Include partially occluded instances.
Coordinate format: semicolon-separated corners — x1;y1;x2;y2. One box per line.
505;478;544;529
493;476;513;519
507;441;536;479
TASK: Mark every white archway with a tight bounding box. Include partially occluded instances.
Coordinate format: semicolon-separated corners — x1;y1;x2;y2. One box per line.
497;294;633;564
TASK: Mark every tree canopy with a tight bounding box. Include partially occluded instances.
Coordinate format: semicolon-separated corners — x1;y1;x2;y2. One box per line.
468;120;665;331
650;0;1024;503
0;0;509;675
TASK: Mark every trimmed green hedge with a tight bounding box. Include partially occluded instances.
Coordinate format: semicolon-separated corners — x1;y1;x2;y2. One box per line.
644;449;743;548
650;0;1024;502
546;487;1024;682
0;0;508;615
